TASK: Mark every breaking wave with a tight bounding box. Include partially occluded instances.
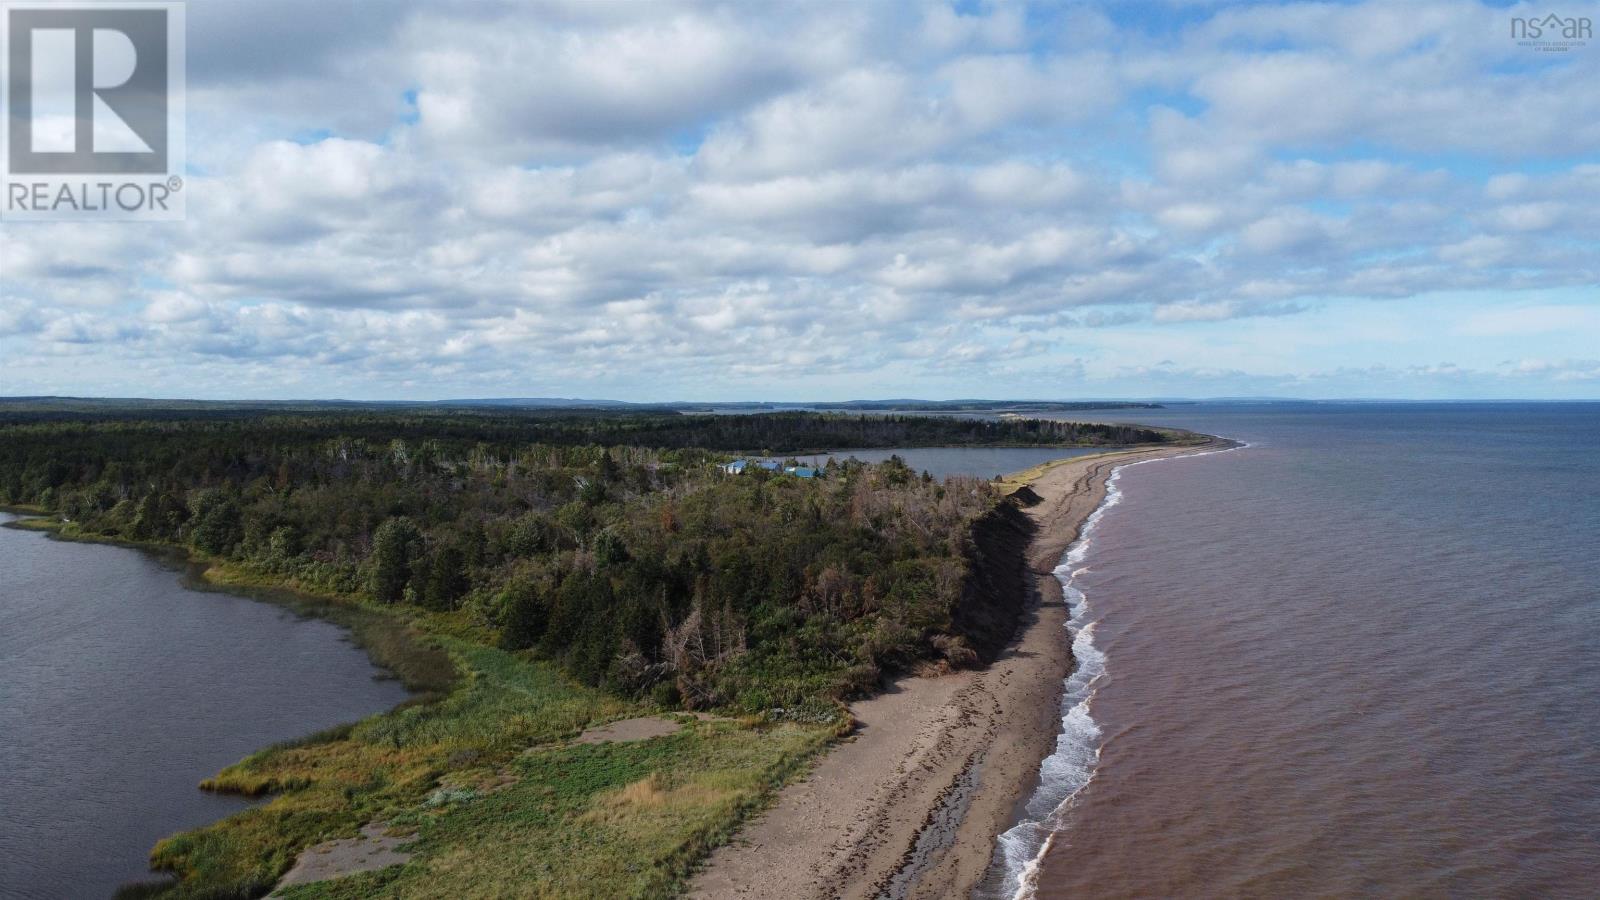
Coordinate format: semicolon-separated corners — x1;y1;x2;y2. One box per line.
982;442;1246;900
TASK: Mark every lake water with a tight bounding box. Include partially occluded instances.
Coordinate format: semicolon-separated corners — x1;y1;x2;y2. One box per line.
985;402;1600;898
0;518;411;899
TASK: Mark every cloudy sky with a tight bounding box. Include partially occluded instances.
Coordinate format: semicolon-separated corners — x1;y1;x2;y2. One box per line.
2;0;1597;401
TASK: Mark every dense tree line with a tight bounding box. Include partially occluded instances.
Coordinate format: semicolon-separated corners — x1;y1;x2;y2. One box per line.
0;411;1154;710
0;407;1166;449
535;411;1165;450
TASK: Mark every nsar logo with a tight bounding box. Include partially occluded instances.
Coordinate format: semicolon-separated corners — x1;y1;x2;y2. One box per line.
1511;13;1592;52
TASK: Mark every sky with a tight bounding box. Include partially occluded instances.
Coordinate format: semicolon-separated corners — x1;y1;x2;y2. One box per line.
1;0;1597;401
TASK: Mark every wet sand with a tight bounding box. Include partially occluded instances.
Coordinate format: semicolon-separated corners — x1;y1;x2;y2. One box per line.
690;442;1220;898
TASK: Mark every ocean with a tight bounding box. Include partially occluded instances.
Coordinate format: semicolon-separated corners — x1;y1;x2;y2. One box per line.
991;402;1600;898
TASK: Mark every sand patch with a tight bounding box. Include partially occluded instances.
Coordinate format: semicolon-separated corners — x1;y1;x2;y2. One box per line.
573;715;684;744
273;823;412;892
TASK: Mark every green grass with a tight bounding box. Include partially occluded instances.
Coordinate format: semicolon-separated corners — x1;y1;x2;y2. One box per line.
0;502;48;515
142;637;830;898
276;720;828;899
4;514;69;531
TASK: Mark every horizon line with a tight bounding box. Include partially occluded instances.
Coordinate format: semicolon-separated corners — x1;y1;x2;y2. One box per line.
4;395;1598;405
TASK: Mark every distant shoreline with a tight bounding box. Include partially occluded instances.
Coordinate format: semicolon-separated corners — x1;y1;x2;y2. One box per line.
689;436;1232;898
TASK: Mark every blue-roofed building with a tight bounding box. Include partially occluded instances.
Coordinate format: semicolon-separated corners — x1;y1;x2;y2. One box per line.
721;458;822;478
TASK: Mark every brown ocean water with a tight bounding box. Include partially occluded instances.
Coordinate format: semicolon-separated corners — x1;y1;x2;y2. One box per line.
988;402;1600;899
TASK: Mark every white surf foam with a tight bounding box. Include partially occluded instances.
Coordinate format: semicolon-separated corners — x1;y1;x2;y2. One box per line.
986;440;1248;900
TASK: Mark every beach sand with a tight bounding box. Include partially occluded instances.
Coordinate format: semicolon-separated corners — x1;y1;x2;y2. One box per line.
689;442;1220;899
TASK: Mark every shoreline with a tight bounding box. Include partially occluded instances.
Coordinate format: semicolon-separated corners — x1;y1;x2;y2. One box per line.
0;509;428;898
688;439;1230;899
0;511;458;698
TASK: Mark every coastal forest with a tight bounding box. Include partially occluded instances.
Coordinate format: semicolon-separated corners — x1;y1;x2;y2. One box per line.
0;408;1166;897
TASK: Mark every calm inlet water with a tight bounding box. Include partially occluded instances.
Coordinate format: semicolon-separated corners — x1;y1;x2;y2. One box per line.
988;403;1600;898
0;519;410;899
793;446;1108;481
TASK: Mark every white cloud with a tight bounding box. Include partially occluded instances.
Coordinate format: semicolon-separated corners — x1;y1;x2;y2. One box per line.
2;0;1598;400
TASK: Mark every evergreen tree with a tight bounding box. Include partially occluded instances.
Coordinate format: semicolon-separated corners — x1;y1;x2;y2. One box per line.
424;543;469;610
371;516;422;604
499;579;549;650
192;499;243;555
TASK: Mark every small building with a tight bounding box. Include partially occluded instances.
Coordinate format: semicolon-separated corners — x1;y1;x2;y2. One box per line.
721;458;781;474
721;458;820;478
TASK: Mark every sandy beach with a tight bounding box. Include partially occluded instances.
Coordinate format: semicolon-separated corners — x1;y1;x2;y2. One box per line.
689;441;1223;899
